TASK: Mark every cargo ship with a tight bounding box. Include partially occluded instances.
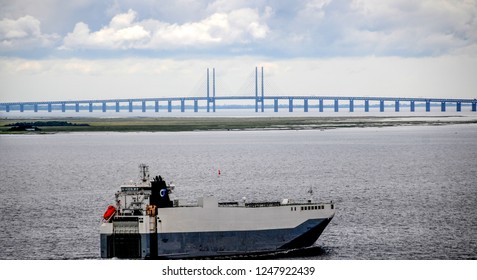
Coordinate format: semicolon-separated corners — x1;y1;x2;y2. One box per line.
100;164;335;259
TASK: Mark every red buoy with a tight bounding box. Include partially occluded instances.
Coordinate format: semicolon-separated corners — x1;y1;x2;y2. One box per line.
103;205;116;220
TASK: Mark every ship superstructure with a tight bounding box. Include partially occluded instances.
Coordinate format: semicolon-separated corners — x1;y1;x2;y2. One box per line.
100;164;335;259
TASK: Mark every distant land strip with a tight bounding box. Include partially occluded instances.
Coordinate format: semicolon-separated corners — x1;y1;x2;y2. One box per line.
1;116;477;134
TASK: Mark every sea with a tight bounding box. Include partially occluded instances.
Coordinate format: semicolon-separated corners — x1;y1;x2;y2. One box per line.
0;123;476;260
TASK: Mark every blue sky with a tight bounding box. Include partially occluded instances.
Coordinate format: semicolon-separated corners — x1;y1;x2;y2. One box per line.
1;0;477;101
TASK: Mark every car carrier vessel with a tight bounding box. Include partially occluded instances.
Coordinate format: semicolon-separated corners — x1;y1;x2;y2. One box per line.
100;164;335;259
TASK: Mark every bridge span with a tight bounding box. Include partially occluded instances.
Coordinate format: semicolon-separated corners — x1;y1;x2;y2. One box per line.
1;95;476;113
1;67;476;113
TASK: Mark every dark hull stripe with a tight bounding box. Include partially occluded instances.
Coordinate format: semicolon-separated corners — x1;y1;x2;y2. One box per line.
101;218;332;259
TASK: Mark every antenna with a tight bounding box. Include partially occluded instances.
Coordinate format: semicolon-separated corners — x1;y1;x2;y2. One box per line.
139;164;150;182
307;186;314;202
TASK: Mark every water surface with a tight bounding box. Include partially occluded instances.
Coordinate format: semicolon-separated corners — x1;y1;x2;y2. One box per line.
0;124;476;259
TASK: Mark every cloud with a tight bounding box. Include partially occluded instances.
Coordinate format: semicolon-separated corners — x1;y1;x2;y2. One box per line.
62;8;269;51
264;0;477;56
1;1;477;57
0;15;59;51
62;10;151;50
340;0;477;56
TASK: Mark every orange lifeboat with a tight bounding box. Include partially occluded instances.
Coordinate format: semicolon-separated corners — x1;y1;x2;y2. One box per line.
103;205;116;220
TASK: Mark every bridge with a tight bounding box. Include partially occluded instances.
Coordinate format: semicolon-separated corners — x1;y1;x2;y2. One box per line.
1;67;476;113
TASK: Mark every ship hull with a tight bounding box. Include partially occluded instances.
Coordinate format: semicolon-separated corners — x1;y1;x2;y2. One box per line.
155;217;332;258
101;217;332;259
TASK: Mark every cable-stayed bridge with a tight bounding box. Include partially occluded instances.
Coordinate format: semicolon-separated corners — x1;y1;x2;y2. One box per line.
1;67;476;113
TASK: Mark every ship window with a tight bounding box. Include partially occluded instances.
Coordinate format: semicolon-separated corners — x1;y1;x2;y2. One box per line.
315;206;317;210
301;207;303;211
331;204;334;209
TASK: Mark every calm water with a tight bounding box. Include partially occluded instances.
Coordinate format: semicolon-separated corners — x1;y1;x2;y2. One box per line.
0;124;476;259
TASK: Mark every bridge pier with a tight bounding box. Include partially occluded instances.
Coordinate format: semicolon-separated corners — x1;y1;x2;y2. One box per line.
319;99;324;112
181;99;185;112
142;101;146;112
168;100;172;112
103;102;107;112
472;101;476;112
194;100;198;112
426;101;431;112
89;102;93;112
255;94;264;111
5;105;10;112
456;102;461;112
304;99;308;112
395;101;400;112
379;100;384;112
207;97;216;112
129;101;133;112
116;102;120;112
155;101;159;112
20;104;24;112
62;103;66;112
349;99;354;112
364;100;369;112
441;102;446;112
48;103;52;112
75;103;80;112
34;104;38;112
334;99;339;112
274;99;278;112
410;101;415;112
289;98;293;112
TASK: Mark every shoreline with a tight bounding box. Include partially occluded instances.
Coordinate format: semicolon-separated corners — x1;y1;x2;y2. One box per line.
1;115;477;134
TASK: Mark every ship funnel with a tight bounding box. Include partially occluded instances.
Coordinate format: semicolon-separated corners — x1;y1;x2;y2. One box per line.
150;175;173;208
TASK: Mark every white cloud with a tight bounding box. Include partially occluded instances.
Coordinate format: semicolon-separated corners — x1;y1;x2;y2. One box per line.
1;1;477;57
61;8;269;50
62;10;151;50
0;15;59;50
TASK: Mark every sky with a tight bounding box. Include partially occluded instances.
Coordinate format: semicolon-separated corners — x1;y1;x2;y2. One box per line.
1;0;477;102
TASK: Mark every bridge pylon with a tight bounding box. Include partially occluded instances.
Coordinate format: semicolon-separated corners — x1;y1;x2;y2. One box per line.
207;68;216;112
255;67;264;112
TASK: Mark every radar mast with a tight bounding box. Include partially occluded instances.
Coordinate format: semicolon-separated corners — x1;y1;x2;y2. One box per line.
139;164;150;183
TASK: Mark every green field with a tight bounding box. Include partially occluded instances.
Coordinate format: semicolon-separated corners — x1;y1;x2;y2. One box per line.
1;116;476;134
